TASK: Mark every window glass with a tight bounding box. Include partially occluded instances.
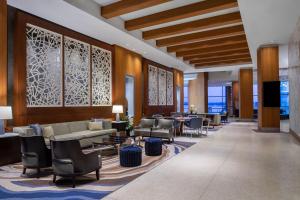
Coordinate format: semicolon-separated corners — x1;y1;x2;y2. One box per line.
208;86;227;113
184;83;189;112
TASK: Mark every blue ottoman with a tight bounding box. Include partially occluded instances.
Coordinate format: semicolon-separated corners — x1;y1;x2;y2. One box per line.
145;138;162;156
119;145;142;167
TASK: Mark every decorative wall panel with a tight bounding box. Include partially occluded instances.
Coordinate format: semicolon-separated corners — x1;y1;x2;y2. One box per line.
64;37;90;106
26;24;62;107
166;71;174;105
158;68;166;105
91;45;112;106
148;65;158;105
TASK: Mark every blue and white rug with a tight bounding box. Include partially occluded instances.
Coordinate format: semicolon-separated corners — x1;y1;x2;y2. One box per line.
0;141;195;200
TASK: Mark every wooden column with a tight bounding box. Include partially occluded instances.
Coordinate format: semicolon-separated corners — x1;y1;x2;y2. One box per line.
113;45;143;125
239;68;253;119
174;69;184;112
0;0;7;106
204;72;208;113
257;46;280;130
232;81;239;117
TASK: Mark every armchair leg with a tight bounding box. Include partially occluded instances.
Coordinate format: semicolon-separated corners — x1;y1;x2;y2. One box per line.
37;168;40;178
53;174;56;183
96;169;99;180
72;176;76;188
22;168;26;175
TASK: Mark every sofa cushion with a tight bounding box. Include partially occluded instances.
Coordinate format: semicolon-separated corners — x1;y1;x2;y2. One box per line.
103;120;112;129
53;132;84;141
72;129;116;139
88;122;103;131
29;124;43;136
43;126;54;138
51;123;71;136
68;121;88;132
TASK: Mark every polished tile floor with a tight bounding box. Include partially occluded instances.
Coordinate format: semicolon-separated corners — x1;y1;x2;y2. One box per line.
104;122;300;200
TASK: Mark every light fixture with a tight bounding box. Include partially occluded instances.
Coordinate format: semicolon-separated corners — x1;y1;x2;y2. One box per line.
0;106;13;135
112;105;123;122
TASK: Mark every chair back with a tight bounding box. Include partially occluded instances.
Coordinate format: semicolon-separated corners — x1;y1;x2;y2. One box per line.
157;119;173;129
189;117;203;129
21;136;48;155
140;118;156;128
51;140;82;160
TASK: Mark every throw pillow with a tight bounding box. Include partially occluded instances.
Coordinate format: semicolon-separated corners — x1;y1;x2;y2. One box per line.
43;126;54;138
29;124;43;136
92;118;104;122
88;122;103;131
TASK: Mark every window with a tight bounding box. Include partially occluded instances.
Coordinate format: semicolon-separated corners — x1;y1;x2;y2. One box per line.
208;86;227;113
253;84;258;110
184;83;189;112
280;81;289;115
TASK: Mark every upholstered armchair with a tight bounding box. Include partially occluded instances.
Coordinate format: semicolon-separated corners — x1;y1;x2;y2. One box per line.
151;119;174;143
20;136;52;178
134;118;156;138
51;140;101;188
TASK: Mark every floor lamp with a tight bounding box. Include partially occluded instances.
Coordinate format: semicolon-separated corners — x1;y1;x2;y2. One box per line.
0;106;12;135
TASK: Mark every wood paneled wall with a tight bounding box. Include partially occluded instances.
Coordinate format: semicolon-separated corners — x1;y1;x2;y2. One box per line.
232;81;239;117
239;68;253;119
0;0;7;106
113;45;143;124
143;58;175;116
189;73;206;113
13;11;114;126
174;69;184;112
257;46;280;130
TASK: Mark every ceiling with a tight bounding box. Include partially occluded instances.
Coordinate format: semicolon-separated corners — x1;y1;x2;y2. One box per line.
8;0;299;73
238;0;300;68
94;0;252;70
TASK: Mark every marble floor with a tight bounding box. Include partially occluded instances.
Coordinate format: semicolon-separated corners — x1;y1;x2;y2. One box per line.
104;122;300;200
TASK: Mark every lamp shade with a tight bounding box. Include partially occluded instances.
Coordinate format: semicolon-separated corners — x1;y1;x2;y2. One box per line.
112;105;123;114
0;106;12;120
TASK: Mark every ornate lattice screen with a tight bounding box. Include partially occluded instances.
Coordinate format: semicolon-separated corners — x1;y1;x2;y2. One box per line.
158;68;167;105
148;65;158;105
91;45;112;106
166;71;174;105
26;24;63;107
64;37;90;106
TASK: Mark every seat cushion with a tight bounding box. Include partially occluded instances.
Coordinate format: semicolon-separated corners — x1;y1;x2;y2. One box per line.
134;128;151;137
151;129;171;138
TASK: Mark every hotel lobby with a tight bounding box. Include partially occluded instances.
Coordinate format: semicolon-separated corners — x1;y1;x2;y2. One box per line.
0;0;300;199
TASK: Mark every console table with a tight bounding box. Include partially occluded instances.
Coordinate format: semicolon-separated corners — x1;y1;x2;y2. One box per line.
0;133;21;166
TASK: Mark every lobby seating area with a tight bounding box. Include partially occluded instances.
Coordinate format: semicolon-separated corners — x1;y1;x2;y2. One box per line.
0;0;300;199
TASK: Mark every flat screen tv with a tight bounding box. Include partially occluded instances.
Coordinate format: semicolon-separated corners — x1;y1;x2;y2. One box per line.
263;81;280;107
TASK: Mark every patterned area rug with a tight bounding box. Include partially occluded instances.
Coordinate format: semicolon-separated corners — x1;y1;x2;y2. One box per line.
0;141;195;200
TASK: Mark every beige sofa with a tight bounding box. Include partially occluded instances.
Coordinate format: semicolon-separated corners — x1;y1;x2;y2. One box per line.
13;120;116;148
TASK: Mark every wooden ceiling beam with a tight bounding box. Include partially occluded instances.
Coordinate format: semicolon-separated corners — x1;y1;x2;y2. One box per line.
143;12;242;40
157;25;244;47
101;0;171;19
195;58;252;67
183;49;250;61
125;0;238;31
167;35;247;53
177;43;248;57
190;55;251;64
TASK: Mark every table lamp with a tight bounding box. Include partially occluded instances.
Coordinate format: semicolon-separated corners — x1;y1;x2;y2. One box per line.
112;105;123;122
0;106;13;135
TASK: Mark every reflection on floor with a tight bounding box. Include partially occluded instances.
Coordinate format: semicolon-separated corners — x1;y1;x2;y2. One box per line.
104;122;300;200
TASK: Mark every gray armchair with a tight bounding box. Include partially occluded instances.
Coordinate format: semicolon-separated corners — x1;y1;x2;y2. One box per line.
151;119;174;143
20;136;52;178
51;140;101;188
134;118;156;138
